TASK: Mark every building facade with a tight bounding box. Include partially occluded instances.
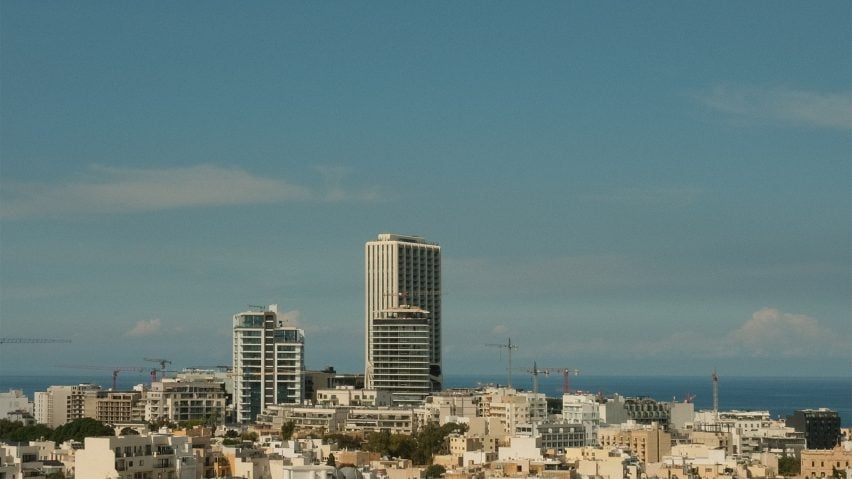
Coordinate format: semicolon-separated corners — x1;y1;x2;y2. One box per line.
369;306;433;405
233;304;305;423
365;233;442;395
786;409;841;450
145;378;227;424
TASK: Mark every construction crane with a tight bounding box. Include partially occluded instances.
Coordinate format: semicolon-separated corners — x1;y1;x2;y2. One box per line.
0;337;71;344
60;365;145;390
485;338;519;388
514;363;580;394
712;368;719;421
143;357;172;382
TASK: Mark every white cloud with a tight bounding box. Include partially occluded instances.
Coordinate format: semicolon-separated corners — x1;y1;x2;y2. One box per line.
509;308;849;362
725;307;846;358
696;85;852;130
492;324;510;335
1;164;379;219
127;318;162;337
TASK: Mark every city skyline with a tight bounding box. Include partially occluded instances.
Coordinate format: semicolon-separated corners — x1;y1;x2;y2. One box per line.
1;2;850;378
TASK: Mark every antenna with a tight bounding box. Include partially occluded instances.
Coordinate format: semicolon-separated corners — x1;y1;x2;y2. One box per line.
485;338;519;388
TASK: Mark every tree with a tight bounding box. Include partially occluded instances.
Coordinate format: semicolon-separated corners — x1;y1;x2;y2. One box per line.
52;418;114;443
119;426;140;436
327;453;336;467
425;464;446;478
778;456;800;477
324;433;363;450
0;419;54;443
281;421;296;441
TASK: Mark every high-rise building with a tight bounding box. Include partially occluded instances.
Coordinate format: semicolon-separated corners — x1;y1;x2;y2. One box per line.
232;304;305;424
365;233;442;401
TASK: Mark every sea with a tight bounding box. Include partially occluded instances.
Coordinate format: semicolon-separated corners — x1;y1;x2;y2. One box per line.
1;373;850;426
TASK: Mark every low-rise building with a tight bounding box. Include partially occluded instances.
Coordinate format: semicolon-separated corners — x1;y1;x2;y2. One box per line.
76;434;198;479
598;423;672;463
316;387;391;407
145;377;227;424
800;446;852;479
0;389;32;419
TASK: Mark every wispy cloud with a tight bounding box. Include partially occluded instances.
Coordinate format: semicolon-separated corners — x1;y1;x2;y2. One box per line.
126;318;162;337
1;164;379;219
531;307;849;361
696;85;852;130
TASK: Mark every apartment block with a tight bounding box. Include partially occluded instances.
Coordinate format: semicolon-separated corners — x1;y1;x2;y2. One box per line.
366;234;442;396
233;304;305;423
75;434;198;479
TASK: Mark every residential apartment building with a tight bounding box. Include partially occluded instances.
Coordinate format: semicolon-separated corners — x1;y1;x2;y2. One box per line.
94;391;143;425
233;304;305;423
76;434;198;479
145;378;227;424
0;389;32;419
369;305;433;405
315;386;391;407
365;233;442;396
598;423;672;463
35;384;101;427
563;393;601;446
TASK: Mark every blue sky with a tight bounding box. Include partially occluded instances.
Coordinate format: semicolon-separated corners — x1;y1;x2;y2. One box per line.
1;2;850;379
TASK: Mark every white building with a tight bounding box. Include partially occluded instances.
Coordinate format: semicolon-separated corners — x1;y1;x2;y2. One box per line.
315;386;391;407
233;304;305;423
34;384;101;428
0;389;32;419
369;305;433;405
563;393;600;446
145;378;227;423
76;434;198;479
365;233;442;394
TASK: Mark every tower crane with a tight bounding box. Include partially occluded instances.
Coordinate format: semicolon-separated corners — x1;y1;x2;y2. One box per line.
485;338;519;388
144;358;172;382
513;363;580;394
59;365;145;390
0;338;71;344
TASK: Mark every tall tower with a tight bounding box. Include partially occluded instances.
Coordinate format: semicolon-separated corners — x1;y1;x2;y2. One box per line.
365;233;442;400
232;304;305;423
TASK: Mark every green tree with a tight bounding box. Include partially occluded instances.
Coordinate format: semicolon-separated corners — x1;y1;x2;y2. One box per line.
327;453;336;467
323;433;363;450
778;456;800;477
281;421;296;441
425;464;446;478
0;420;54;443
52;418;114;443
119;426;140;436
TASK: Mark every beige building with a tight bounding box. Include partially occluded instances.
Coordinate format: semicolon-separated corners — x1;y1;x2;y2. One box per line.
75;434;198;479
257;405;351;434
316;386;391;407
598;424;672;463
344;407;418;434
94;391;143;424
800;446;852;478
145;377;227;424
35;384;101;427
